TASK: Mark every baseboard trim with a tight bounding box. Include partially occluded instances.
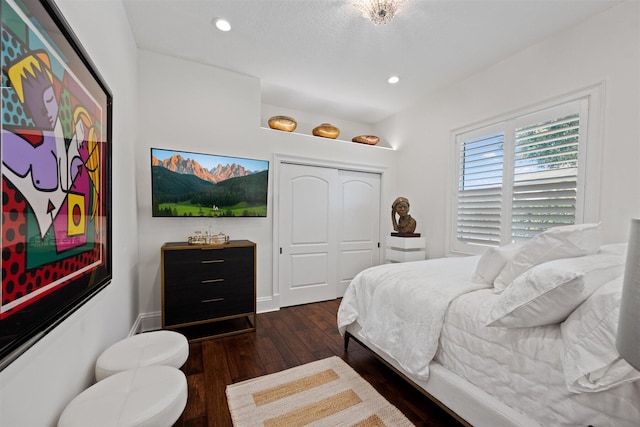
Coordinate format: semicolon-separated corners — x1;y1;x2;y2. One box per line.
257;295;280;313
133;311;162;333
129;315;142;336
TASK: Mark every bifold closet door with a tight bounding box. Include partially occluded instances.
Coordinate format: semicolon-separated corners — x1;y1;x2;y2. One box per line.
278;163;381;307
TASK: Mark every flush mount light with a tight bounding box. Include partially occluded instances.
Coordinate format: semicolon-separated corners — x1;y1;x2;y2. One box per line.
213;18;231;32
387;76;400;84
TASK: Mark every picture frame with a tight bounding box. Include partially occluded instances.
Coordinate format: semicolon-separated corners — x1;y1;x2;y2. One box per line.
151;148;269;218
1;0;113;370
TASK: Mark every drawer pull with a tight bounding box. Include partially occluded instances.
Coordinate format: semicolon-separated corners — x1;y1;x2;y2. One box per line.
201;298;225;303
201;259;224;264
201;278;224;284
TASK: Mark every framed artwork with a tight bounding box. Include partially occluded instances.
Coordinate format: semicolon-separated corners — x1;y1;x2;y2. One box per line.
1;0;112;370
151;148;269;218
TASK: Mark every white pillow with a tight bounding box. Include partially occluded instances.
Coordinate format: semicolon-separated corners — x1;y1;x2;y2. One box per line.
486;251;625;328
561;277;640;393
472;242;523;285
598;242;628;257
493;223;601;293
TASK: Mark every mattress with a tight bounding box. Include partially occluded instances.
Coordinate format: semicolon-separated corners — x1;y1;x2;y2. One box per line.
436;289;640;427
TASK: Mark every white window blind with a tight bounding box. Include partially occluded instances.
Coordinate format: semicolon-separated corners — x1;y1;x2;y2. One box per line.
512;113;580;240
453;98;589;252
457;132;504;246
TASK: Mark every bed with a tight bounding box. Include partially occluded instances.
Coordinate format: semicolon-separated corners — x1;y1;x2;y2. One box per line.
338;224;640;427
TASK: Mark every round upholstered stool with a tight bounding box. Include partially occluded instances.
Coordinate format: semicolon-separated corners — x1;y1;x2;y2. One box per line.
95;330;188;381
58;365;187;427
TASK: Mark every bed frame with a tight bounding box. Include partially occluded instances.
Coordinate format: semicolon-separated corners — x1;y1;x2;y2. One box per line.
343;324;540;427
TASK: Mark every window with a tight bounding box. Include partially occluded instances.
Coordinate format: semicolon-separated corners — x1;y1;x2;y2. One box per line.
452;93;598;254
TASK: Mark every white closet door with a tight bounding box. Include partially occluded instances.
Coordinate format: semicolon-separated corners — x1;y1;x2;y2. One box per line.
337;170;381;297
279;163;339;307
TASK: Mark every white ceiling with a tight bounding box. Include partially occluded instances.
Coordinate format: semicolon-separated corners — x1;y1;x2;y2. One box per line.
122;0;621;124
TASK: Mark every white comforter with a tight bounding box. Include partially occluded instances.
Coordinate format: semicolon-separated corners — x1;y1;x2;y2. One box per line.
437;288;640;427
337;256;485;380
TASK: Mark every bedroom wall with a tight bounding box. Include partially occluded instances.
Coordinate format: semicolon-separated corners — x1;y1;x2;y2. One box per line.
375;0;640;258
134;50;398;322
0;1;140;426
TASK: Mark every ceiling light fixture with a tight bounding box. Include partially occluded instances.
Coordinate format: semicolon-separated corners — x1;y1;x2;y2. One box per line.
213;18;231;32
352;0;406;25
388;76;400;84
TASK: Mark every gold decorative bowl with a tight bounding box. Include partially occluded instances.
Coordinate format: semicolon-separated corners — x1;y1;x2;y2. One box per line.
268;116;297;132
313;123;340;139
352;135;380;145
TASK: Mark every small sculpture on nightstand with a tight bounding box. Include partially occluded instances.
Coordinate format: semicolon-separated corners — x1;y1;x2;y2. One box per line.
391;196;419;236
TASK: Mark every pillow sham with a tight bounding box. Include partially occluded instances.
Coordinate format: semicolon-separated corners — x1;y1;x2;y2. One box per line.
472;242;523;285
486;251;625;328
493;223;601;293
561;277;640;393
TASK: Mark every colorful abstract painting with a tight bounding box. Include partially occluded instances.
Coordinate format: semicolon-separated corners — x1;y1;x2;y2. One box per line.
1;0;112;369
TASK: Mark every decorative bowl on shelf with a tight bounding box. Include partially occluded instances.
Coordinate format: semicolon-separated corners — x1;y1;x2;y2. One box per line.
352;135;380;145
268;115;297;132
312;123;340;139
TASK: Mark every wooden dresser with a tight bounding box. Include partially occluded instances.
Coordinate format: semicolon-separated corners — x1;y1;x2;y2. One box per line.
161;240;256;340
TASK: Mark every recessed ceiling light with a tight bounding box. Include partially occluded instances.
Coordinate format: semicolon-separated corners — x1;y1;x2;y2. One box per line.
387;76;400;84
213;18;231;32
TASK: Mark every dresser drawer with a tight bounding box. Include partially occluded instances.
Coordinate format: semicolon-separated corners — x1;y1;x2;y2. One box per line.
164;280;254;325
165;246;252;278
164;245;251;266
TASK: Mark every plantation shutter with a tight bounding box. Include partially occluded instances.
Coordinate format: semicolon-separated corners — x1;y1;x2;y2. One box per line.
511;112;580;240
456;132;504;246
453;97;589;253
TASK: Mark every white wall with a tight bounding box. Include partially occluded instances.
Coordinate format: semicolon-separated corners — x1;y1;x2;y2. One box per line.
0;1;139;425
135;50;397;321
376;1;640;258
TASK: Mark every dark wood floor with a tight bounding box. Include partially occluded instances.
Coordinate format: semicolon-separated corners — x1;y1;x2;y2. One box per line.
173;298;465;427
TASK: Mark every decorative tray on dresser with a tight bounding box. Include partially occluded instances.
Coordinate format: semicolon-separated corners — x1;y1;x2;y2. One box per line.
161;240;256;341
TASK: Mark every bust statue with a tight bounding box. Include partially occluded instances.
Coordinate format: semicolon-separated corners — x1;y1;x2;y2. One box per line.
391;196;417;234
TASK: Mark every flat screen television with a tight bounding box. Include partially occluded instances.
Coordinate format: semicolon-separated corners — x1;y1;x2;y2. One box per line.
151;148;269;217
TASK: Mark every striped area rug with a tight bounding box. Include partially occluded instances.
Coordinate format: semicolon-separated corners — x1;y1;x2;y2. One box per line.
226;356;413;426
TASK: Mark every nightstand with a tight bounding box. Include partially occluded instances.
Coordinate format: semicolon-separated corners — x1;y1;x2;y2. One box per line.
386;236;426;263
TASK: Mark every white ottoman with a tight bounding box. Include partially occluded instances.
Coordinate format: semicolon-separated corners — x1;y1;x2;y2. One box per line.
58;365;188;427
95;330;189;381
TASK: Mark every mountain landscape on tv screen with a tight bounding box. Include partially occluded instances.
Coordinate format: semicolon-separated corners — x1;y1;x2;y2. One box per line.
151;154;268;217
